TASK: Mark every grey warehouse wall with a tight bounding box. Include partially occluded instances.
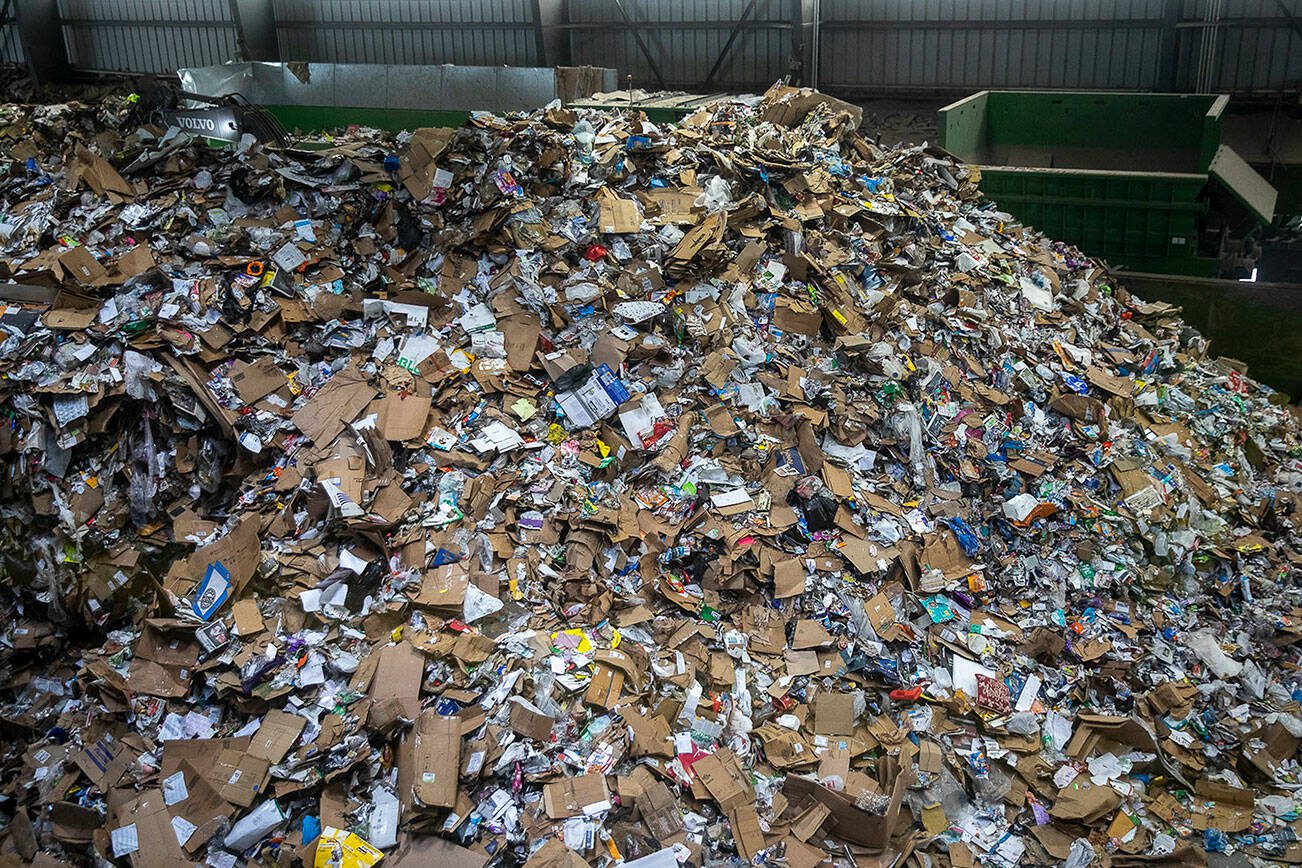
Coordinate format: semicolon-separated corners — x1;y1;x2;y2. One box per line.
18;0;1302;97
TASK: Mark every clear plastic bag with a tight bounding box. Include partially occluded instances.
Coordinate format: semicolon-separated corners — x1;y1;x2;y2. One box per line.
694;175;733;213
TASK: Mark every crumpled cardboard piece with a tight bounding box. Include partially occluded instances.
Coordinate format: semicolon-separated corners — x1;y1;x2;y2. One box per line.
692;747;754;812
636;779;686;846
1066;714;1164;765
73;732;133;791
523;839;591;868
367;641;426;722
57;246;107;286
1241;720;1301;780
782;766;906;851
1189;778;1254;832
73;145;134;197
163;760;231;856
399;127;456;199
167;513;261;603
128;620;201;698
291;361;375;445
1049;781;1122;823
760;83;864;130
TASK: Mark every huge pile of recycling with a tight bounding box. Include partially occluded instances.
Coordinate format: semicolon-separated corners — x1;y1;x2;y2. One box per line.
0;84;1298;868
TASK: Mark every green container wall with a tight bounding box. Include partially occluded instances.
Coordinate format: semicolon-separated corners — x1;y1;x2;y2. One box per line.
978;92;1223;173
939;91;1230;276
1119;273;1302;399
265;102;695;136
979;169;1218;276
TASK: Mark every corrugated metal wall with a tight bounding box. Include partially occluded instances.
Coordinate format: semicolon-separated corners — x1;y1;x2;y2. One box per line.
819;0;1175;93
274;0;542;66
567;0;795;91
29;0;1302;97
1176;0;1302;93
57;0;237;74
1;13;23;65
818;0;1302;95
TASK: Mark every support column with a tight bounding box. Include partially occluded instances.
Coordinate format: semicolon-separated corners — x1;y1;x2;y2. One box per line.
15;0;71;86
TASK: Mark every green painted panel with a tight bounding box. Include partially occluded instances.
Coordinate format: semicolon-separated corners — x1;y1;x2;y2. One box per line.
982;92;1219;172
938;91;988;161
939;91;1223;173
266;102;690;135
978;168;1217;276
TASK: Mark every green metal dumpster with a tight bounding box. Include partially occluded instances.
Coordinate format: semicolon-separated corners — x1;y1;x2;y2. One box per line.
938;91;1277;277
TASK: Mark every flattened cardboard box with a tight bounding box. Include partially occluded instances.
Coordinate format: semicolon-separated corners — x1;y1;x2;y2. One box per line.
1066;714;1160;761
542;773;610;819
51;801;99;844
692;748;752;812
596;188;642;234
1190;779;1254;832
8;808;36;861
161;735;252;784
133;619;202;667
728;804;765;863
249;709;306;763
168;514;260;598
813;692;855;735
290;361;375;445
641;186;702;224
621;706;674;757
74;732;131;789
370;382;433;442
214;747;270;808
10;620;52;649
1049;781;1121;823
388;835;485;868
790;802;831;842
416;564;470;610
522;840;589;868
584;662;624;709
638;779;686;845
508;699;556;743
818;746;850;785
229;357;285;404
411;711;461;809
58;245;106;286
772;297;822;335
115;789;189;868
784;837;827;868
368;641;426;721
165;760;231;855
230;598;264;637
